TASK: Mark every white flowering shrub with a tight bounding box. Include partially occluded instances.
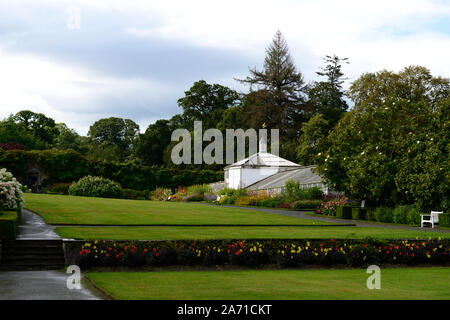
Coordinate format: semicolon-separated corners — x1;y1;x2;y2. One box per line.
0;168;24;210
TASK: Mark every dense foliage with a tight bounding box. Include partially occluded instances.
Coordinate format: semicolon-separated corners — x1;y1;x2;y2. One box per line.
316;67;449;211
0;168;24;209
0;149;222;191
68;176;122;198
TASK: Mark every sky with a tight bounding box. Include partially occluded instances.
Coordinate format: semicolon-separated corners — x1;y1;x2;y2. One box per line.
0;0;449;135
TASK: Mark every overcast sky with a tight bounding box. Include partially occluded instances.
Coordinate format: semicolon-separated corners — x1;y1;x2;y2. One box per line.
1;0;449;135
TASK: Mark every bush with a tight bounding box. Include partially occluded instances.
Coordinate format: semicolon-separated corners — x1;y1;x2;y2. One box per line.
366;208;376;221
151;188;172;201
0;210;20;240
351;207;367;220
284;180;324;201
440;213;450;227
68;176;122;198
393;205;415;225
47;182;72;195
0;168;24;209
187;184;213;197
336;206;352;219
121;189;150;200
407;210;421;226
374;207;394;223
290;200;322;210
315;197;350;216
234;196;252;206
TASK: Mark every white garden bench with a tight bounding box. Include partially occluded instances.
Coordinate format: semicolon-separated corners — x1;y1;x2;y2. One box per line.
420;211;443;228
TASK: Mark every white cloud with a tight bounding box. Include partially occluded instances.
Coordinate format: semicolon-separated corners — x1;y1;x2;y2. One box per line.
0;0;449;134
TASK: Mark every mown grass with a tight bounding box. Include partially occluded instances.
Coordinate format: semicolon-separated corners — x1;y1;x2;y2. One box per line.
86;267;450;300
24;193;330;226
56;225;450;240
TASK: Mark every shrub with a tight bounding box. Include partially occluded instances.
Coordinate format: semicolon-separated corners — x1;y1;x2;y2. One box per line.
336;206;352;219
151;188;172;201
393;205;415;225
68;176;122;198
234;196;252;206
284;180;324;201
290;200;323;210
302;187;324;200
374;207;394;223
48;182;72;195
351;207;367;220
0;210;20;240
121;189;150;200
366;208;376;221
187;184;213;197
0;168;24;209
315;197;350;216
439;213;450;227
217;189;248;205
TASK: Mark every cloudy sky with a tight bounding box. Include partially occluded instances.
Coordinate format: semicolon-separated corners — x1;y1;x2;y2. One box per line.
1;0;449;135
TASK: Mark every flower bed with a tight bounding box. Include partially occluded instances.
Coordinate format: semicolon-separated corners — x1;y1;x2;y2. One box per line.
64;238;450;269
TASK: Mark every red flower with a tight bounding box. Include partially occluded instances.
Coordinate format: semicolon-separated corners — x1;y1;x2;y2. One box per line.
156;252;160;257
116;254;119;258
124;246;128;250
363;244;367;247
144;248;148;253
239;242;244;248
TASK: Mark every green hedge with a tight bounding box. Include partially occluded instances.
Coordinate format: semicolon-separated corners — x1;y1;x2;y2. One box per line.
440;213;450;227
336;206;352;219
64;238;450;269
0;209;21;240
0;150;222;191
290;200;323;210
351;207;367;220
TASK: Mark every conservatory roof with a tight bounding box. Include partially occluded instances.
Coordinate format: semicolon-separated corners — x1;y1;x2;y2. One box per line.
246;166;323;191
224;152;301;169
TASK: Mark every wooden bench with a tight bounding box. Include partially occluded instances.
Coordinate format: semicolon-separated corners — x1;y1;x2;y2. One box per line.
420;211;443;228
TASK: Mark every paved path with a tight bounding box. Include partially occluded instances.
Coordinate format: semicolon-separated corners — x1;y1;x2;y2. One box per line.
208;204;450;233
0;271;100;300
0;209;102;300
17;209;60;240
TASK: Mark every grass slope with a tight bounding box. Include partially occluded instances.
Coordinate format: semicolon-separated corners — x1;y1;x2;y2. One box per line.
24;193;329;226
86;268;450;300
57;225;450;240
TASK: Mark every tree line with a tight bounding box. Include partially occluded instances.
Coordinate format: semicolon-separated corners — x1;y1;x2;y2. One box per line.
1;31;448;210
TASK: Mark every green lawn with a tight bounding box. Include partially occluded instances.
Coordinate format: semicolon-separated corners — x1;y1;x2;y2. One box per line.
24;193;330;226
86;268;450;300
57;225;450;240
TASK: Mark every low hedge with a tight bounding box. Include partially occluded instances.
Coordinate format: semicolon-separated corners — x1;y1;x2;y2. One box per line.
290;200;323;211
336;206;352;219
351;207;367;220
64;238;450;269
0;209;21;240
440;213;450;227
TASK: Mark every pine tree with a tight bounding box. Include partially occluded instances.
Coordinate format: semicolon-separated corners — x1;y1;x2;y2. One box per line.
236;31;308;142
